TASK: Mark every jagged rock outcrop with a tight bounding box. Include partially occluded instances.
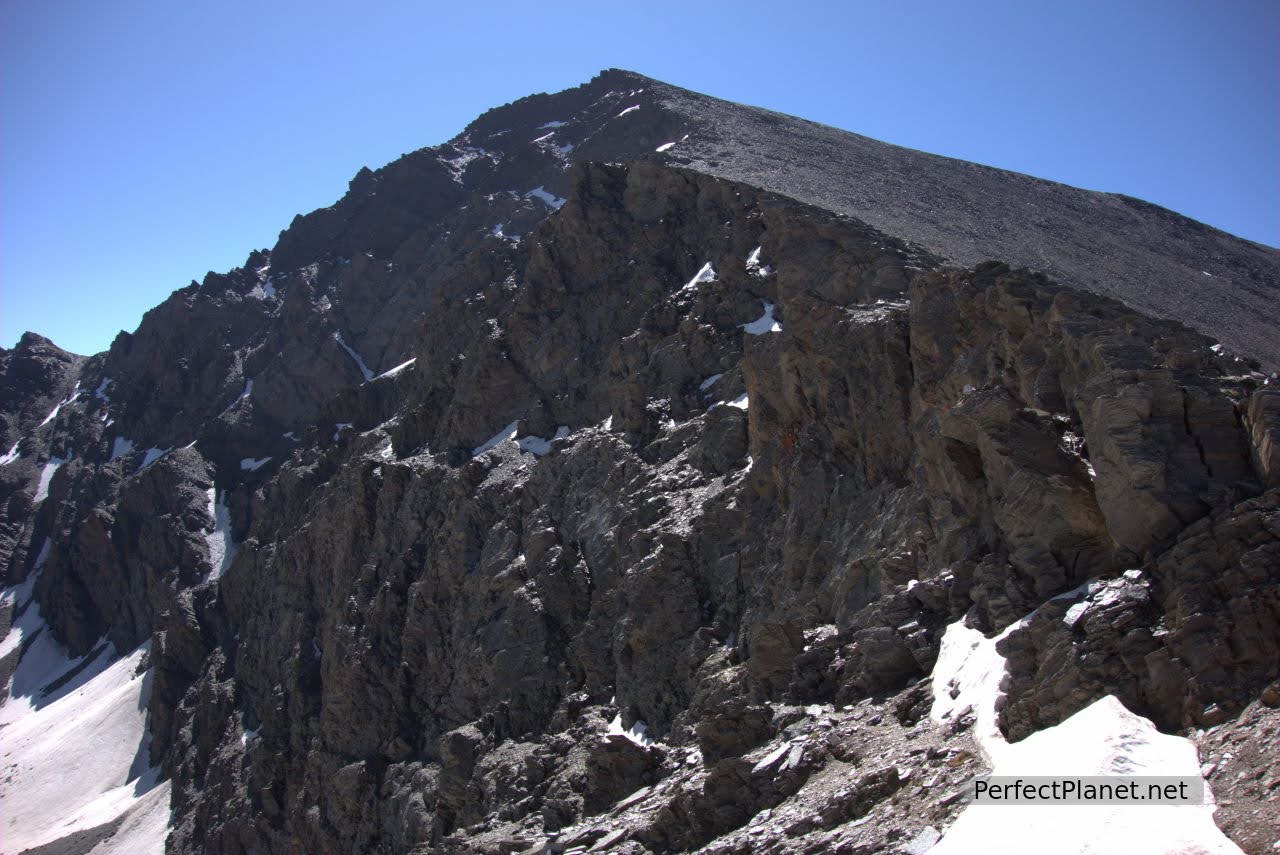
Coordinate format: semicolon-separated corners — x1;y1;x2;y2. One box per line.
0;333;83;575
2;70;1277;855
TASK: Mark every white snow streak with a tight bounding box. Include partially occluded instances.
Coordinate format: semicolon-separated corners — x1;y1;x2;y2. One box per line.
0;440;20;466
741;300;782;335
745;246;774;278
655;134;689;153
679;262;717;294
204;489;237;580
726;393;749;410
472;421;518;457
537;120;567;129
376;358;417;379
334;331;375;382
38;384;80;428
616;105;640;117
698;373;723;392
218;380;253;417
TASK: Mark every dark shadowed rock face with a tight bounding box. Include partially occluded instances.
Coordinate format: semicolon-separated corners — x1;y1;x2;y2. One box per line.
0;332;83;578
2;71;1278;854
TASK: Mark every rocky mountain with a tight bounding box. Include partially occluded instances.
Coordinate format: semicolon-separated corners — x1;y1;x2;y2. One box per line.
1;69;1277;855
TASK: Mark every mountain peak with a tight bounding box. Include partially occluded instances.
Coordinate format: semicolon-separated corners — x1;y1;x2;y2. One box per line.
2;71;1277;855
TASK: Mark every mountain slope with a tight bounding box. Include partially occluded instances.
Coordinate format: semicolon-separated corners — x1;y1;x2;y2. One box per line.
1;70;1278;855
638;74;1279;370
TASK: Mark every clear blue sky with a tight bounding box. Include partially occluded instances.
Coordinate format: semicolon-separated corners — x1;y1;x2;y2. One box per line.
2;0;1276;355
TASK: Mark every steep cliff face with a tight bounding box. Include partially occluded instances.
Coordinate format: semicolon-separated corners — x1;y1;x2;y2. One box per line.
0;333;83;598
2;70;1278;855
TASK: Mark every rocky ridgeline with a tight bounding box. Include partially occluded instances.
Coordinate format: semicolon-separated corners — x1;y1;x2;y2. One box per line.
1;70;1278;854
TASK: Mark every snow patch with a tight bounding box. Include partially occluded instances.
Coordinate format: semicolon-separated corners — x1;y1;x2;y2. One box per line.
930;617;1027;755
608;713;655;746
240;457;272;472
139;447;169;469
249;275;278;300
698;373;723;392
95;376;112;401
34;456;66;503
537;120;567;129
334;331;375;382
204;489;237;580
516;435;553;456
741;300;782;334
616;105;640;117
726;393;749;410
333;423;353;441
526;186;567;209
930;617;1239;855
655;133;690;153
515;427;568;457
111;437;136;460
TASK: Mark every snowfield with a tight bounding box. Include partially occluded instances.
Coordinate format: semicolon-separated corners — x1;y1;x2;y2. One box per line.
0;584;170;855
929;617;1242;855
